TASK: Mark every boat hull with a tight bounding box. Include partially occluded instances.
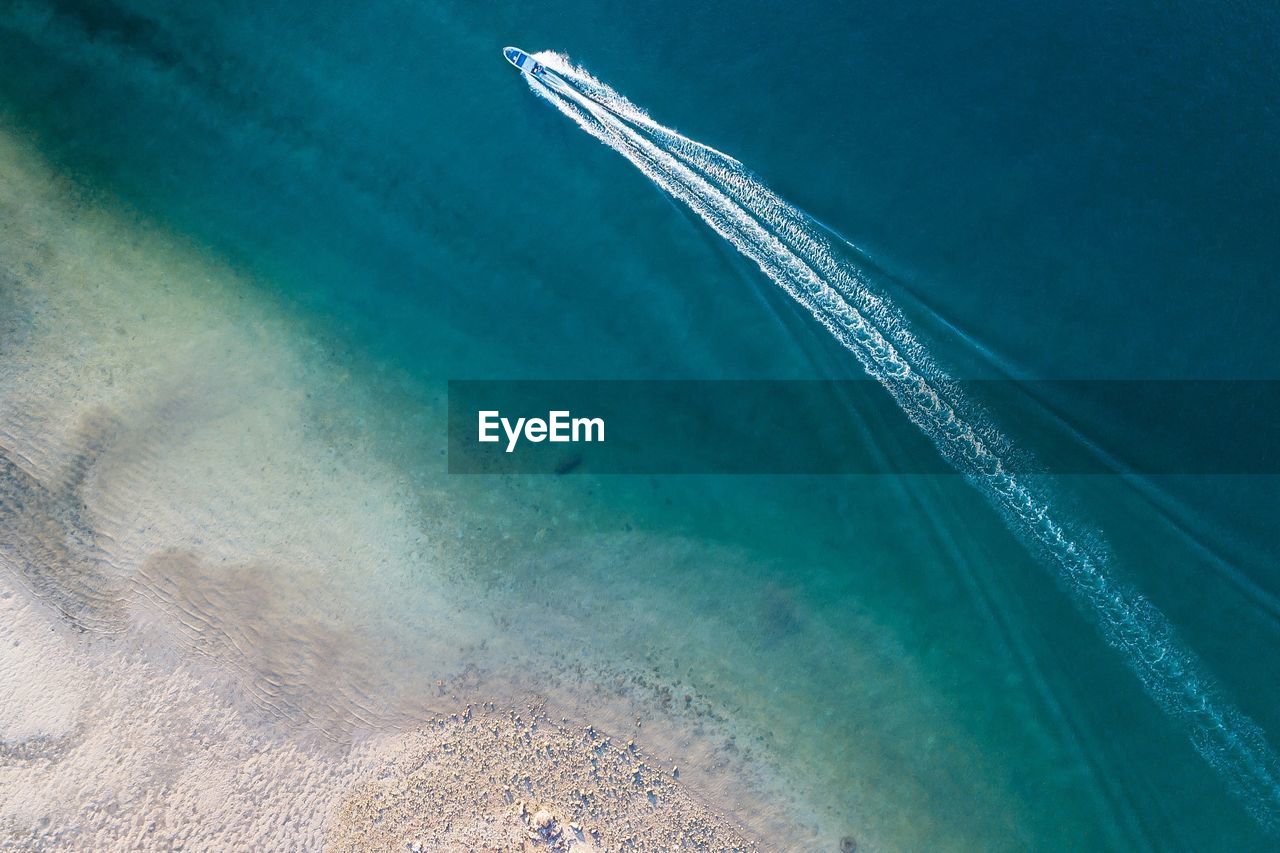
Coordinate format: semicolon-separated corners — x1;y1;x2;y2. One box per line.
502;47;540;76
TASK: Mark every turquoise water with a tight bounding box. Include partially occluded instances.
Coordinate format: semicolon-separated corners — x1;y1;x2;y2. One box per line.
3;0;1279;848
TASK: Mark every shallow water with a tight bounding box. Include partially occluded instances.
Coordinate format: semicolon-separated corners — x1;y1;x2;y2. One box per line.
2;1;1279;849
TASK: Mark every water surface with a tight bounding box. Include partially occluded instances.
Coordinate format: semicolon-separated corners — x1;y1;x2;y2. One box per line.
2;1;1279;849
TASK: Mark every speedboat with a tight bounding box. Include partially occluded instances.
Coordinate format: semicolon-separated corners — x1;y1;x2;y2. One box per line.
503;46;543;77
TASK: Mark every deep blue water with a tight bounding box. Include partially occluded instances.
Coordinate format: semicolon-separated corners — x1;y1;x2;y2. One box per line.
3;0;1279;848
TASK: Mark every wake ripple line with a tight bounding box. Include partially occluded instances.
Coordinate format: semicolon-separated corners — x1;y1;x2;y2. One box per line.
523;50;1280;831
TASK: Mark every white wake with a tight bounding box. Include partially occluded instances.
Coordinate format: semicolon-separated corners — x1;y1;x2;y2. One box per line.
521;50;1280;831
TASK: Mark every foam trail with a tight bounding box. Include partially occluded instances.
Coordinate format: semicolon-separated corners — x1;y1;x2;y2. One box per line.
521;51;1280;831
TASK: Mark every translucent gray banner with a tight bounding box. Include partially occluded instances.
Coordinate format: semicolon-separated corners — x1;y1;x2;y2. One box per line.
447;380;1280;475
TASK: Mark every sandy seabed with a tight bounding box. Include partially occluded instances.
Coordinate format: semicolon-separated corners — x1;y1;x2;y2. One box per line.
0;562;759;851
0;120;830;850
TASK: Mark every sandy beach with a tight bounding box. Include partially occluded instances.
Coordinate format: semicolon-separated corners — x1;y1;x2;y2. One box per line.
1;556;776;850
